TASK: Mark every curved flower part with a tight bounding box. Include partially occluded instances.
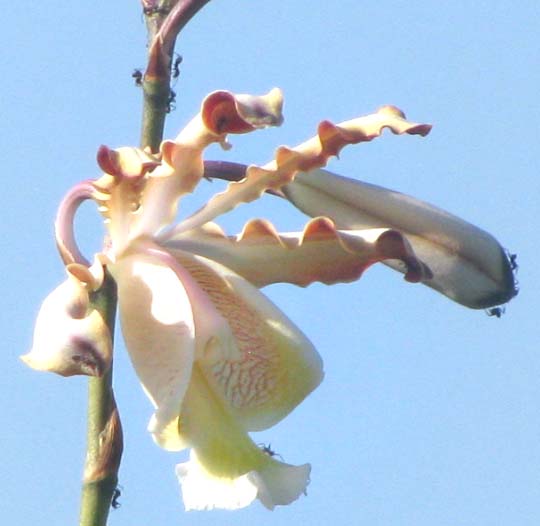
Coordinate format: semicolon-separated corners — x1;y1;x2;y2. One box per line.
165;105;431;237
284;169;517;308
110;250;196;450
168;250;323;432
164;217;432;287
112;244;321;508
175;366;312;510
22;261;111;377
55;181;96;266
90;89;284;255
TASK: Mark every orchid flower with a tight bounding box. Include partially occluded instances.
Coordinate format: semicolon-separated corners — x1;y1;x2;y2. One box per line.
22;88;515;511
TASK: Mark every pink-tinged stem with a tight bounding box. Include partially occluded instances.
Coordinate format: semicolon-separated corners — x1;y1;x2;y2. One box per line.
204;160;248;182
155;0;212;58
203;160;284;197
142;0;212;150
55;181;95;266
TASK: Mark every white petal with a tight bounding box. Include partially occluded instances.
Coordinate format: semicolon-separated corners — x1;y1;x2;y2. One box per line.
249;462;311;510
168;251;324;431
110;251;196;450
144;245;242;366
175;366;311;510
176;450;258;511
176;450;310;511
284;169;517;308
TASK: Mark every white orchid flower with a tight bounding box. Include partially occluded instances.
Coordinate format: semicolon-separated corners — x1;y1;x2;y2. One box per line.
24;88;512;511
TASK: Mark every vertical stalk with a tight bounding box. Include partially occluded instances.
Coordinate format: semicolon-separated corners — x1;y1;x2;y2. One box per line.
140;0;174;152
141;0;211;150
140;2;171;150
79;275;122;526
140;76;171;151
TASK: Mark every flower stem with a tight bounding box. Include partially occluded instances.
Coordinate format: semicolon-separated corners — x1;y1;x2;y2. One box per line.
141;0;211;150
79;274;122;526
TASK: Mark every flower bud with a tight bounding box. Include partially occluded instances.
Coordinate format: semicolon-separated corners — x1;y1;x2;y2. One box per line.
22;274;112;377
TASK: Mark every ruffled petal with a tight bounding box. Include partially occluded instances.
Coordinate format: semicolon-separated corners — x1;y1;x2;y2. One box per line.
96;145;159;179
91;90;284;253
284;169;517;308
249;461;311;510
164;217;431;287
167;250;323;431
200;88;284;136
22;263;111;377
166;105;431;236
130;89;284;241
110;251;196;450
176;451;258;510
175;366;311;510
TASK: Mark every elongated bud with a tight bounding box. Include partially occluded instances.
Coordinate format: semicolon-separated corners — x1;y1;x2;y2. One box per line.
22;265;112;377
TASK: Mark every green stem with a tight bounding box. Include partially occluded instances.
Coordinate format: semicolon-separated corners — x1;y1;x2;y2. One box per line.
140;76;171;151
79;274;122;526
141;0;211;150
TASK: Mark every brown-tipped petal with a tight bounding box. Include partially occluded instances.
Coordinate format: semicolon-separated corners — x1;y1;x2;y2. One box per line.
96;145;159;178
272;108;431;174
284;169;517;309
127;89;284;243
92;147;161;253
201;88;283;135
22;277;112;377
164;218;431;288
166;106;431;237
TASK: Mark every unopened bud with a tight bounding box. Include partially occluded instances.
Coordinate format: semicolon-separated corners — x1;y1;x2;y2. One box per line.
22;275;112;377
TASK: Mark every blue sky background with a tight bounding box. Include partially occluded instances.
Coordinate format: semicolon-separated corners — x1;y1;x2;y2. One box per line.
3;1;539;525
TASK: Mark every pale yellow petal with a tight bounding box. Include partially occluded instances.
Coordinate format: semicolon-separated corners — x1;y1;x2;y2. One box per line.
169;250;323;431
111;252;196;450
176;366;311;510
